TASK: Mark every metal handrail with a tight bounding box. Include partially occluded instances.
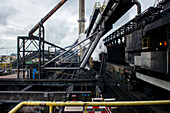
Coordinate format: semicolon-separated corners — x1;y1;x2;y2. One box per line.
9;100;170;113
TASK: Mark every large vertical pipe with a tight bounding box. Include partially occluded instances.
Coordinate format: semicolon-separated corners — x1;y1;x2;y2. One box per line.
78;0;85;34
78;0;85;59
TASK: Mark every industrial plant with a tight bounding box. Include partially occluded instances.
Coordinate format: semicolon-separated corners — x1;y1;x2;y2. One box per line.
0;0;170;113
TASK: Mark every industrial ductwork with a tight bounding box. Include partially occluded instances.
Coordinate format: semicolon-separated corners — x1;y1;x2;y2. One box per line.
133;0;141;14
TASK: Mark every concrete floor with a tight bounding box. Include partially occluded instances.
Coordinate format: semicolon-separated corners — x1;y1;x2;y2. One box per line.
0;73;17;79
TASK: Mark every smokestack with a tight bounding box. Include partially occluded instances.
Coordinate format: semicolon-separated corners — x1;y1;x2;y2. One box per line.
78;0;85;34
78;0;85;59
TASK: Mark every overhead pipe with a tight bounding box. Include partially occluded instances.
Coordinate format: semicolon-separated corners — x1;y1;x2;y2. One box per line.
80;30;105;68
29;0;67;36
42;40;66;51
89;13;102;36
89;2;102;36
133;0;141;14
82;1;112;68
86;6;100;37
88;0;117;36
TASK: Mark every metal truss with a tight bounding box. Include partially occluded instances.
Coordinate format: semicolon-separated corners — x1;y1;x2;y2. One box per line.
17;21;67;79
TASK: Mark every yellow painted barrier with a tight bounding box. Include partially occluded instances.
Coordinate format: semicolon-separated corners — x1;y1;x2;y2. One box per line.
49;106;53;113
9;100;170;113
0;63;12;69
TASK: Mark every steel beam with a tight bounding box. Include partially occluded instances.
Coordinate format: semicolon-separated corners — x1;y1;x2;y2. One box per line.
21;85;33;91
0;91;91;101
18;36;65;50
17;37;20;79
0;79;98;83
18;36;38;39
43;40;66;51
39;24;42;79
43;32;97;67
44;67;80;70
23;38;26;79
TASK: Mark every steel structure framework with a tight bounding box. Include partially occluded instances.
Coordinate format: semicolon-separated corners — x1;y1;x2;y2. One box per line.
0;1;150;112
17;21;67;79
17;0;137;80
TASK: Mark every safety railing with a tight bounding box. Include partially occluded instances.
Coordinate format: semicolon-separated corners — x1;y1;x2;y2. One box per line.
9;100;170;113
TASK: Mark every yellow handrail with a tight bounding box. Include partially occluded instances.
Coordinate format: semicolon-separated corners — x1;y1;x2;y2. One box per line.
9;100;170;113
49;106;53;113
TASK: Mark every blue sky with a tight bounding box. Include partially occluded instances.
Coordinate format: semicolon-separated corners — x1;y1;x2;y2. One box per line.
0;0;155;55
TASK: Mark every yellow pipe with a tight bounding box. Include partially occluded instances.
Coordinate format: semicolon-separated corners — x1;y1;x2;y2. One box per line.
9;100;170;113
49;106;53;113
85;106;87;113
9;102;41;113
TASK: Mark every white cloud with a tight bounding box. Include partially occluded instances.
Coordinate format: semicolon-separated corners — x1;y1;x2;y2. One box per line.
0;0;155;55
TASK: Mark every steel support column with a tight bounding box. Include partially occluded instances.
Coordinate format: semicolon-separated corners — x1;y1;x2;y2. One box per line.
38;20;45;79
39;24;42;79
23;38;26;79
17;37;20;79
